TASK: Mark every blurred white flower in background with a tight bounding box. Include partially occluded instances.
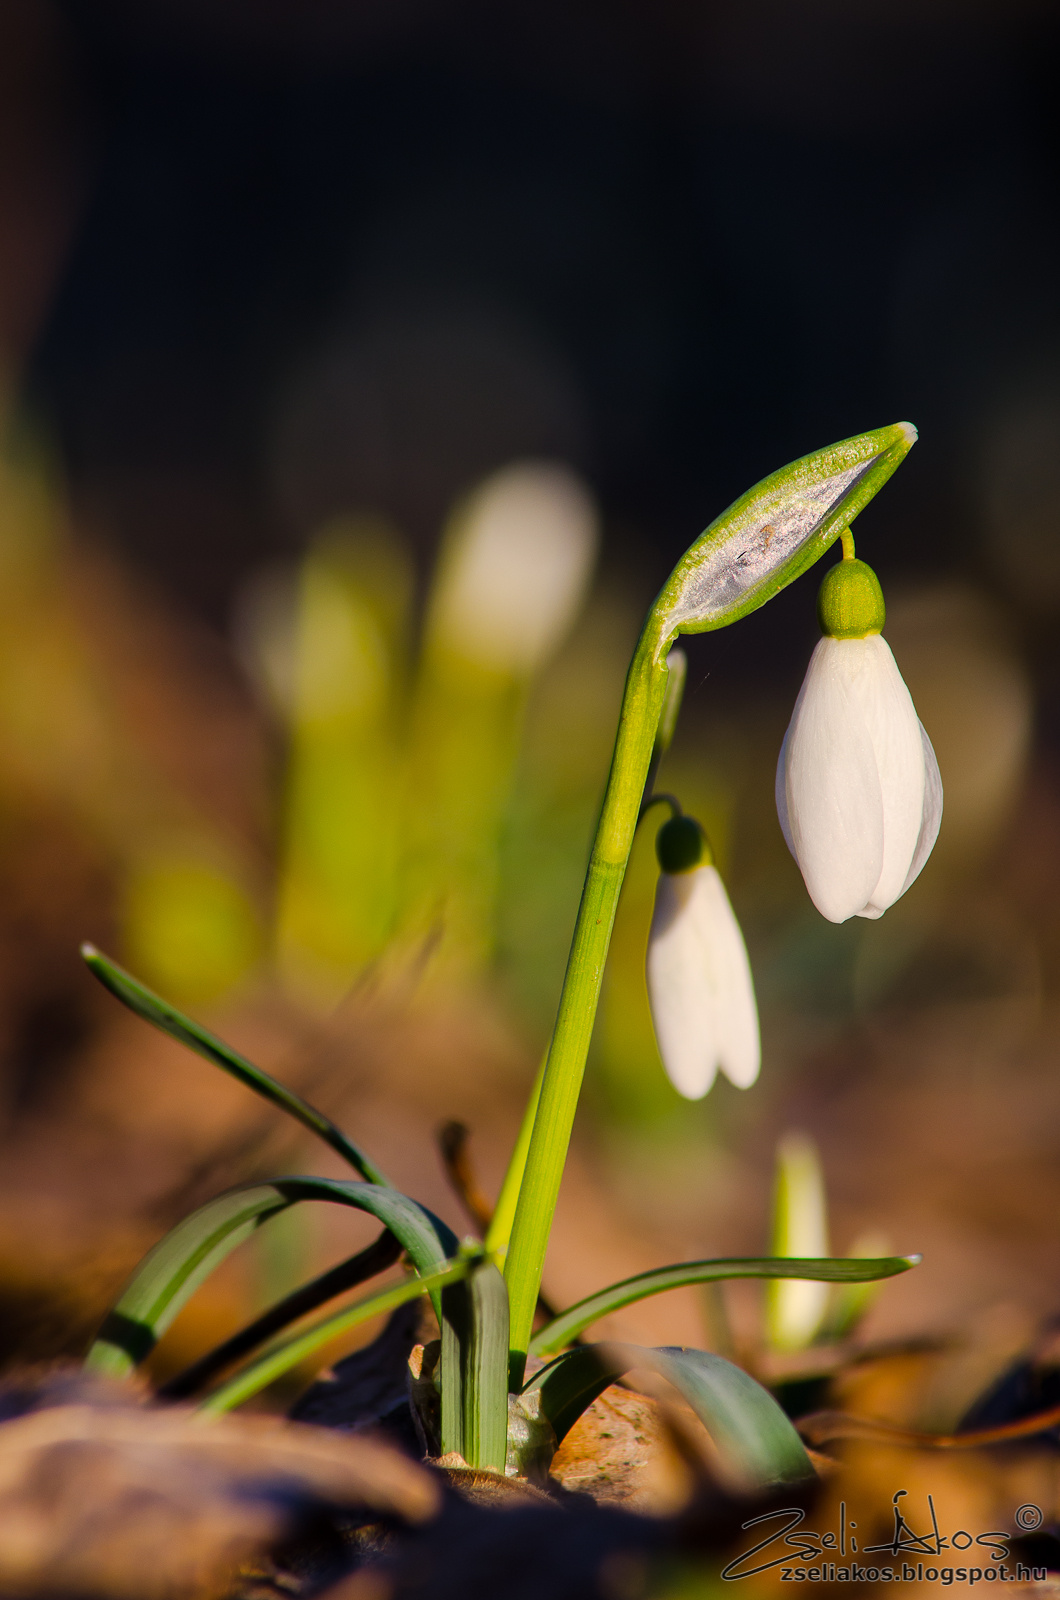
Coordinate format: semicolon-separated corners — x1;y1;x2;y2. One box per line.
428;461;598;675
776;555;943;924
766;1133;830;1352
645;815;760;1100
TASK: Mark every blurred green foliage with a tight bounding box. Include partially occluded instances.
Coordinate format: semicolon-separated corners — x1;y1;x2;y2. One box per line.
123;858;263;1004
276;520;412;997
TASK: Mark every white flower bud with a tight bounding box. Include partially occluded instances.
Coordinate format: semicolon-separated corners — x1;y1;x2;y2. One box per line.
776;633;943;923
766;1133;830;1352
428;462;598;674
646;861;761;1100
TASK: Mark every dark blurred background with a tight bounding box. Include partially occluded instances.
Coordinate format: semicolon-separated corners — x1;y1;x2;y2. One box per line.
2;0;1060;1380
8;0;1059;683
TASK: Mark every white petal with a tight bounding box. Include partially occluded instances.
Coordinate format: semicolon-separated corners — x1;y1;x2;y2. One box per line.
843;635;925;915
779;637;883;923
646;873;717;1098
645;866;761;1098
774;723;794;854
690;867;761;1089
899;720;943;896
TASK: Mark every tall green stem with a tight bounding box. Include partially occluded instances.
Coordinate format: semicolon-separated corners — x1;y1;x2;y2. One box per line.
503;617;672;1383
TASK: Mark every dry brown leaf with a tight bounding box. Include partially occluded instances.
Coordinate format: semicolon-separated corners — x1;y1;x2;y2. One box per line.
0;1400;440;1600
548;1385;695;1514
429;1454;554;1509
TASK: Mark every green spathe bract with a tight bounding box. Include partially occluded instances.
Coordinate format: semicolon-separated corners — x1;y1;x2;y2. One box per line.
80;423;920;1488
654;422;915;638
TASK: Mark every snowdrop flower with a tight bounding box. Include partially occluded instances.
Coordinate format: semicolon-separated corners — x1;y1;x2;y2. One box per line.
646;814;760;1099
776;550;943;923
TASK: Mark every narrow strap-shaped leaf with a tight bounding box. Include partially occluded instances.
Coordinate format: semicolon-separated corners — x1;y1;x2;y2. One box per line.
199;1258;469;1415
439;1256;509;1471
465;1260;510;1473
85;1176;458;1377
160;1229;403;1399
81;944;388;1185
529;1254;919;1358
484;1057;544;1261
524;1342;814;1490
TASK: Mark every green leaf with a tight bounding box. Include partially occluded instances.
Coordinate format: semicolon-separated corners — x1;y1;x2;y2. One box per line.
160;1229;402;1400
80;943;388;1185
524;1342;815;1490
484;1056;544;1261
439;1255;509;1471
824;1232;895;1341
84;1176;458;1377
654;422;917;638
529;1255;919;1358
198;1257;469;1415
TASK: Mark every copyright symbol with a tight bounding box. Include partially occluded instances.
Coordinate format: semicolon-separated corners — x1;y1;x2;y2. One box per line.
1015;1504;1043;1531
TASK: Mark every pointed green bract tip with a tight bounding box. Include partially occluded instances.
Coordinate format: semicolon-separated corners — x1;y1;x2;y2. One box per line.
817;556;886;638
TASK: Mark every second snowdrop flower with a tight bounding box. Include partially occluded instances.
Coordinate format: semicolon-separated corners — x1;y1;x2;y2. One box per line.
646;814;761;1100
776;547;943;924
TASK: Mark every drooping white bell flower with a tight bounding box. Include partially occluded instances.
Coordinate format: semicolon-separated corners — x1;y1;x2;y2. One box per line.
776;553;943;923
646;815;761;1099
